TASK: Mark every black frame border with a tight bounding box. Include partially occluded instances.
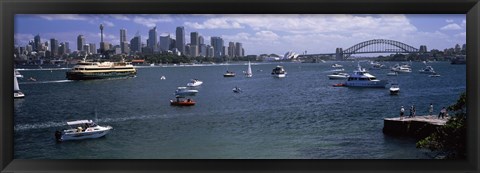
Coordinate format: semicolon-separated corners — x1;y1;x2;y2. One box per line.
1;0;479;172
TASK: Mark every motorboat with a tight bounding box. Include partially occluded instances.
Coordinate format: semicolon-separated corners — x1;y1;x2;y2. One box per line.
332;64;343;68
14;71;25;99
54;120;112;142
170;97;195;106
370;62;386;70
387;72;398;76
389;83;400;95
160;76;166;80
233;86;242;93
391;64;412;73
327;72;349;80
332;68;345;72
245;61;253;78
223;71;236;77
175;87;198;96
271;65;287;78
429;73;441;77
187;79;203;87
344;63;389;88
419;66;436;74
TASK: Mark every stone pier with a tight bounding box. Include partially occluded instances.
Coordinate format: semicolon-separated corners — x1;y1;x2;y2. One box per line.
383;115;449;139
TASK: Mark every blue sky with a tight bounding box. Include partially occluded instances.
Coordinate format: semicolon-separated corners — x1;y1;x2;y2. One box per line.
15;14;466;55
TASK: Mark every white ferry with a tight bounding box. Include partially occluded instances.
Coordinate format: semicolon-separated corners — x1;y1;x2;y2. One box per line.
66;57;137;80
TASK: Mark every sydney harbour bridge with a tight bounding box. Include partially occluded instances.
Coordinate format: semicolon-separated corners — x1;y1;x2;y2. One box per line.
299;39;424;60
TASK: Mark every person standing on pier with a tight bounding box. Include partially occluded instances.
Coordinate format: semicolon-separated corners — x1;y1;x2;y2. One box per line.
439;107;446;119
429;103;433;116
400;106;405;119
412;105;416;117
409;105;414;118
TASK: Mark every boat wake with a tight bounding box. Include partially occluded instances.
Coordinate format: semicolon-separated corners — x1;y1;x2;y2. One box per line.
14;114;170;132
19;80;73;84
16;68;70;71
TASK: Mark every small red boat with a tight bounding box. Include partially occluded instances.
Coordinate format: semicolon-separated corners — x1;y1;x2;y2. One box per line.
170;98;196;106
333;83;345;87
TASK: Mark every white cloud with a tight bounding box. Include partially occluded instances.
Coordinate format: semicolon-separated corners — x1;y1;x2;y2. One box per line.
440;23;462;30
102;21;115;27
38;14;87;21
133;16;173;28
461;19;466;27
184;18;244;29
111;14;130;21
446;19;454;23
455;32;466;38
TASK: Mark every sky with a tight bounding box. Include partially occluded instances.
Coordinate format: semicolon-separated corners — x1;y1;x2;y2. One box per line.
14;14;466;55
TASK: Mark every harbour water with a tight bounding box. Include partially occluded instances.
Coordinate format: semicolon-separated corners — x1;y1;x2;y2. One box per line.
14;61;465;159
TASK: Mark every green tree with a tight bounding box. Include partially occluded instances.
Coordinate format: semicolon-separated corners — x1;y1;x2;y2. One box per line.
416;92;466;159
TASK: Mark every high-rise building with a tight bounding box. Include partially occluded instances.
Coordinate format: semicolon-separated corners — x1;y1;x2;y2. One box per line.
210;36;224;58
50;38;58;57
235;42;243;57
121;42;130;54
83;44;90;55
189;44;199;57
130;35;142;53
64;42;70;54
228;42;236;57
160;35;171;51
206;45;214;58
89;43;97;54
34;34;41;51
462;44;466;51
454;44;461;53
120;29;127;43
190;32;199;46
169;38;176;51
199;44;207;57
419;45;427;53
77;35;85;51
199;36;204;45
176;26;185;55
148;27;158;52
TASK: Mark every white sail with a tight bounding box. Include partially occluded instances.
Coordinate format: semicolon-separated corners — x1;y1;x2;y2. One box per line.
246;61;253;77
14;72;20;91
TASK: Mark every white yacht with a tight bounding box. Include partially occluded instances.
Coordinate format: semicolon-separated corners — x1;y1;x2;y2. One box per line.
344;64;389;88
55;120;112;142
391;64;412;73
14;71;25;98
187;79;203;87
419;66;436;74
175;87;199;96
328;72;349;80
271;65;287;78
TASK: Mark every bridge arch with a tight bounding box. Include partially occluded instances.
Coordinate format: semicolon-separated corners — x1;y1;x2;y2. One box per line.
342;39;419;58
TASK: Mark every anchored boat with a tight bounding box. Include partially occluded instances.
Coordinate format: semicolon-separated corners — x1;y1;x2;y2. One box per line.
55;120;112;142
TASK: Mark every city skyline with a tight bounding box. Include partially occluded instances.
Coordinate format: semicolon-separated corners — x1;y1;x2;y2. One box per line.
15;14;466;55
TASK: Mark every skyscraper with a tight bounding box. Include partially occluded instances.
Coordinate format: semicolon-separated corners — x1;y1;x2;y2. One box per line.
130;35;142;53
50;38;58;57
190;32;199;57
211;36;224;58
160;34;171;51
199;36;204;45
228;42;236;57
120;29;127;43
148;27;158;52
89;43;97;54
176;26;185;55
34;34;41;51
235;42;243;57
77;35;85;51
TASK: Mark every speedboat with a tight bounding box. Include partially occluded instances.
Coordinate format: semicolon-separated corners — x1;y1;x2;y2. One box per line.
232;86;242;93
328;72;349;80
175;87;198;96
186;79;203;87
160;76;166;80
391;64;412;73
224;71;236;77
332;64;343;68
389;84;400;95
344;63;388;88
271;65;287;78
429;73;441;77
54;120;112;142
419;66;436;74
170;98;195;106
387;72;398;76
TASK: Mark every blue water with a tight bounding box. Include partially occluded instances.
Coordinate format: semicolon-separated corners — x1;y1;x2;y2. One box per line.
14;61;466;159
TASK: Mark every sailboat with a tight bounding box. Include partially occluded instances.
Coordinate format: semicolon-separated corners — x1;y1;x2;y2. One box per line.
14;70;25;98
245;61;253;78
